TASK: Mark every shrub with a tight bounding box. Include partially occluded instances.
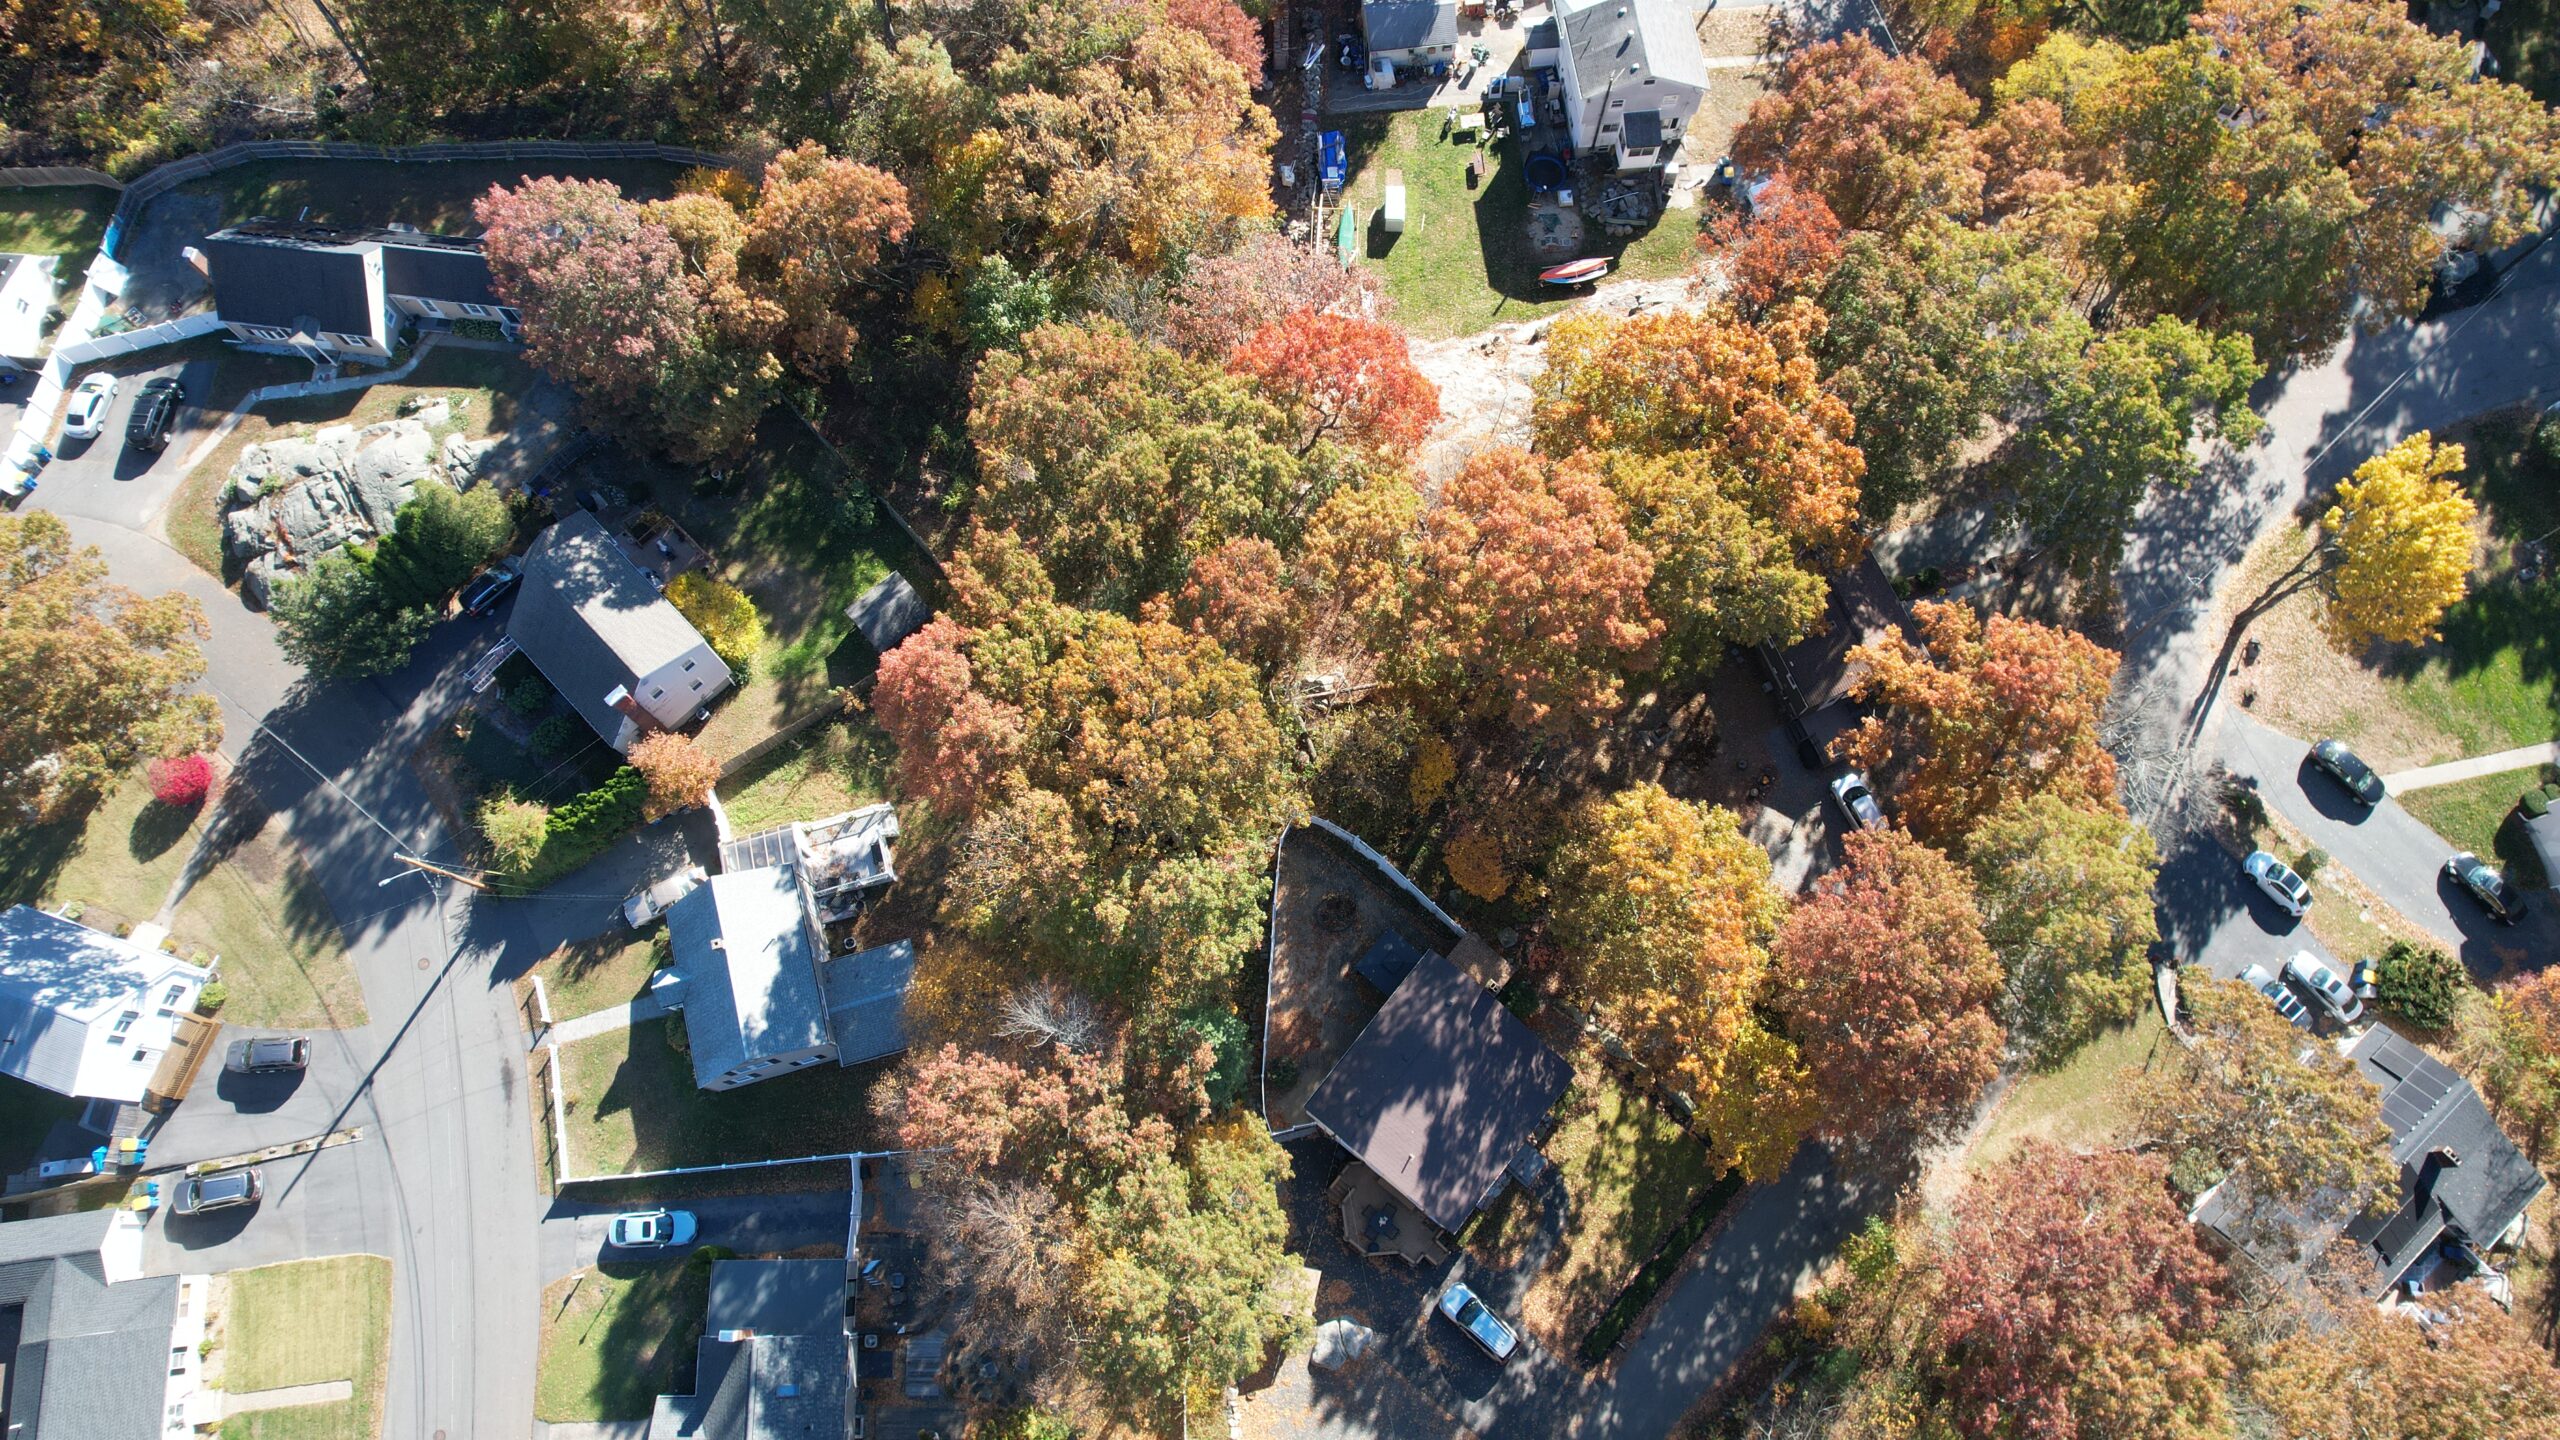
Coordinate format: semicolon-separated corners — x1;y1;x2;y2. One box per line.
478;793;551;871
1444;827;1514;901
504;768;650;884
1266;1054;1299;1093
147;754;215;808
529;715;585;759
505;675;553;718
2295;847;2329;882
2525;787;2552;819
451;317;507;342
1841;1216;1899;1286
628;733;721;820
1171;1006;1249;1108
2224;781;2269;833
368;480;511;610
664;571;765;673
2372;939;2468;1031
665;1014;692;1057
196;981;228;1014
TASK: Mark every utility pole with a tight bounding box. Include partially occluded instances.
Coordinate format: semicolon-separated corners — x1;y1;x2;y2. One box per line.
384;853;493;893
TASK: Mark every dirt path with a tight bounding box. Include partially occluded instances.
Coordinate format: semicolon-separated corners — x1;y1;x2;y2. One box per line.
1406;269;1712;484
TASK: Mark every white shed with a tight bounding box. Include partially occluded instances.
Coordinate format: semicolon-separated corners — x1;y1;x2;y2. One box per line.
1382;170;1408;234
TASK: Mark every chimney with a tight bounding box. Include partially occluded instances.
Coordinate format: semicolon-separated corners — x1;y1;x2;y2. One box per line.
2431;1146;2462;1168
604;685;658;736
717;1328;757;1343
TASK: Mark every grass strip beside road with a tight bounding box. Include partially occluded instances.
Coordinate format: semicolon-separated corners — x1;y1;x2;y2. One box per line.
1577;1168;1748;1366
537;1258;713;1422
218;1255;391;1440
2403;764;2555;889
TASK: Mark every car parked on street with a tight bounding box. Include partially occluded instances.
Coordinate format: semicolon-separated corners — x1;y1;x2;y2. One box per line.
172;1168;263;1215
2446;852;2528;924
2240;963;2314;1029
458;558;522;617
1435;1281;1519;1362
2308;739;2386;807
59;372;117;439
2243;850;2314;918
1829;771;1887;832
2283;951;2363;1026
622;865;709;929
124;376;184;452
607;1209;697;1249
224;1035;310;1073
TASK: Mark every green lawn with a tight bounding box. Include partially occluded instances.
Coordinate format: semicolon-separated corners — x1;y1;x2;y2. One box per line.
0;185;115;258
663;421;934;761
0;770;197;927
187;158;696;234
218;1255;391;1440
715;719;892;835
1971;1010;2171;1172
1468;1058;1719;1346
553;1016;889;1177
537;1259;713;1422
1335;111;1705;340
527;930;667;1025
2403;764;2554;890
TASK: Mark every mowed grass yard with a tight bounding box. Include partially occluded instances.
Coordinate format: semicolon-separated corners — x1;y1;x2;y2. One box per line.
168;346;545;581
1466;1056;1719;1348
1335;110;1705;340
2233;409;2560;770
2403;764;2556;889
0;770;364;1029
714;719;893;835
184;157;695;234
551;1017;890;1178
1970;1010;2171;1172
218;1255;392;1440
0;184;115;257
537;1259;713;1422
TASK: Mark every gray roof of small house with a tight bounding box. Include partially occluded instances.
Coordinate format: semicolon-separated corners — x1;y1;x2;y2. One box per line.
201;226;377;336
0;906;210;1097
1556;0;1709;106
1304;950;1572;1232
509;511;719;742
378;241;495;307
2345;1028;2546;1290
667;867;830;1088
845;573;931;657
821;940;916;1067
651;1260;847;1440
1363;0;1458;52
0;1210;183;1440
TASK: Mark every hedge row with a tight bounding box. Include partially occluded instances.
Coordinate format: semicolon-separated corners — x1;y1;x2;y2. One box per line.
508;767;647;889
1577;1168;1749;1366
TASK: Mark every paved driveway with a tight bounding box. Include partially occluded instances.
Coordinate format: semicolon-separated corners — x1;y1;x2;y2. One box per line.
143;1138;401;1274
27;351;224;532
146;1023;384;1169
2214;713;2556;978
535;1189;855;1282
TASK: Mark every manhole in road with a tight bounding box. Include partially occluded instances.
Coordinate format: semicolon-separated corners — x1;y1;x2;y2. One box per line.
417;957;431;970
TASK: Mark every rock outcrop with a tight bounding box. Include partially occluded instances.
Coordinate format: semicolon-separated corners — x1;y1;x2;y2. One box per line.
221;407;495;606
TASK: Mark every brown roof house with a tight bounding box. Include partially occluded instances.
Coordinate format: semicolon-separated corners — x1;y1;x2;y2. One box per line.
1303;949;1572;1233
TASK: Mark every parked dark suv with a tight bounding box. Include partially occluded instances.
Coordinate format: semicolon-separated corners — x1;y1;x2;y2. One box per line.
172;1168;263;1215
124;376;183;452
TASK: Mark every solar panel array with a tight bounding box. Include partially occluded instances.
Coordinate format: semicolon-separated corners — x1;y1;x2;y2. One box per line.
2361;1029;2458;1143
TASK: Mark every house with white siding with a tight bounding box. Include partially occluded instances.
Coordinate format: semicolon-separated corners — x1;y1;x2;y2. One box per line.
0;907;210;1106
196;220;516;364
1553;0;1709;171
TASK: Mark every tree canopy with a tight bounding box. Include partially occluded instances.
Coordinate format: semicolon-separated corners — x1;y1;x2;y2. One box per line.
1967;793;2162;1064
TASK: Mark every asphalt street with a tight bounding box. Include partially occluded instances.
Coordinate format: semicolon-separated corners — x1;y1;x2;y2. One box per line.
2214;712;2555;977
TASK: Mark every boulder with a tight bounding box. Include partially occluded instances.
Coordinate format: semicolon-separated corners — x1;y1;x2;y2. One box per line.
276;477;362;556
242;556;279;610
441;433;491;489
347;419;434;530
223;505;272;561
399;395;453;428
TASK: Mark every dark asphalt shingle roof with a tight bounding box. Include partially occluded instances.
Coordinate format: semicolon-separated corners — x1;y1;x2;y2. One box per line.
1304;950;1572;1231
2345;1028;2546;1290
1556;0;1709;101
821;940;915;1066
652;1261;846;1440
0;1210;181;1440
201;228;378;335
668;867;830;1087
844;574;931;657
378;243;495;307
508;512;722;741
1363;0;1458;51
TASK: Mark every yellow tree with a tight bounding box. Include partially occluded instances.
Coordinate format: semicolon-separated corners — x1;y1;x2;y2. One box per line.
2202;432;2476;722
1548;784;1813;1179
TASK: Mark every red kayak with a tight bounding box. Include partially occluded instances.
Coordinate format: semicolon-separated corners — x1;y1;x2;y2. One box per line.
1538;257;1610;286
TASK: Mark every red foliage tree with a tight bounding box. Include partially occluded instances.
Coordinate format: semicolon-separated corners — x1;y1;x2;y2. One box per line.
1699;170;1844;313
871;617;1026;818
476;177;708;412
1933;1143;2233;1440
1776;829;2003;1142
1163;229;1387;358
1163;0;1263;73
1730;35;1986;233
146;753;213;808
1171;536;1301;673
1225;310;1439;456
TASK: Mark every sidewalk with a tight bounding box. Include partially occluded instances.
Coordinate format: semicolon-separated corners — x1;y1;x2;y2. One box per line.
547;991;675;1047
2383;740;2559;794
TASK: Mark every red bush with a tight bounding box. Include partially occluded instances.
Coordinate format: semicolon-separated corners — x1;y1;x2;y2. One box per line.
147;754;214;808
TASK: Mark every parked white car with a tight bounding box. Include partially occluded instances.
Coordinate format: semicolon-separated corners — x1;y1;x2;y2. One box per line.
2243;850;2313;919
2283;951;2363;1026
1435;1281;1519;1361
606;1209;697;1249
1828;771;1887;832
622;865;708;929
2240;963;2313;1030
59;372;117;438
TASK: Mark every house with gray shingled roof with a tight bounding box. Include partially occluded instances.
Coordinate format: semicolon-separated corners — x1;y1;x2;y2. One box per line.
507;511;733;751
197;220;514;364
0;907;211;1105
1553;0;1709;171
650;1258;850;1440
0;1209;214;1439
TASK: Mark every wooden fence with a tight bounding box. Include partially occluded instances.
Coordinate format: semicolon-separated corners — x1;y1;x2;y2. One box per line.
0;166;121;190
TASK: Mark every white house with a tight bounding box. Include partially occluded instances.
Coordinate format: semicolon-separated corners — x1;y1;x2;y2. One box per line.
0;906;210;1106
1553;0;1710;171
196;221;516;364
506;512;734;751
0;251;57;362
0;1209;217;1440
